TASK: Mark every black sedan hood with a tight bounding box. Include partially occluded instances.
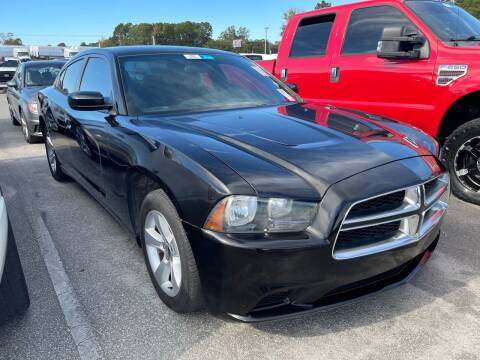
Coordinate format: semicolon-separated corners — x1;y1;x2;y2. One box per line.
141;104;436;196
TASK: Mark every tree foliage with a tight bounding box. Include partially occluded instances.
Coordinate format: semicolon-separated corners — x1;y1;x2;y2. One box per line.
108;21;213;47
218;25;250;41
457;0;480;18
315;1;331;9
57;42;66;47
0;33;22;45
281;8;298;35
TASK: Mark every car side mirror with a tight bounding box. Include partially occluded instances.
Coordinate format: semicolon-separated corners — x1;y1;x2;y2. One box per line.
377;26;428;60
68;91;110;111
6;80;17;89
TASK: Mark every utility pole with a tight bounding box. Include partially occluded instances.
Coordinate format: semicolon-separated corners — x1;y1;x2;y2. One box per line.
264;27;269;54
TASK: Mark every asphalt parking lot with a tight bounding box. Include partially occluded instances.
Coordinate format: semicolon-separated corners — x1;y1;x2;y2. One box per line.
0;93;479;360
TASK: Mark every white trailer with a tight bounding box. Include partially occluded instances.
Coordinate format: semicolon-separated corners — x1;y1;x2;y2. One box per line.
0;46;14;58
29;45;64;59
64;47;79;59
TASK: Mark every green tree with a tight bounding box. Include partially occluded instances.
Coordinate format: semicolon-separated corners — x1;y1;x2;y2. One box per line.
57;42;66;47
4;38;22;45
281;8;298;35
315;0;332;9
457;0;480;18
219;25;250;41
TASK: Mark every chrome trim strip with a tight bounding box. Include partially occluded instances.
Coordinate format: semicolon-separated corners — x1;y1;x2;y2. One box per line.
332;173;449;261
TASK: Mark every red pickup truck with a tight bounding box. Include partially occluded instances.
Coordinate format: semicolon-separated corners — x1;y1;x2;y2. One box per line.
258;0;480;205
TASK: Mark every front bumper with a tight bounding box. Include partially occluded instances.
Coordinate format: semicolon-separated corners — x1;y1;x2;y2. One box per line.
186;223;439;321
185;157;447;321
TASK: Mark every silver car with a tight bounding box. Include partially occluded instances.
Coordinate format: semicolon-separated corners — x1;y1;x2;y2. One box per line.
0;187;29;323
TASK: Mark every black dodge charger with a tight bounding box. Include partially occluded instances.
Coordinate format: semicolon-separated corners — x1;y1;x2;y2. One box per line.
38;46;449;321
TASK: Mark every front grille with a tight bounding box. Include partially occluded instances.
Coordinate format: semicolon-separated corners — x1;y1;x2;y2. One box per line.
333;174;449;260
336;221;401;251
349;190;405;217
0;71;15;83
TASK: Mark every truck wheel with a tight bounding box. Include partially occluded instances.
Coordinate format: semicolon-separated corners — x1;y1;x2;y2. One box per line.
442;118;480;205
140;189;204;313
0;222;30;323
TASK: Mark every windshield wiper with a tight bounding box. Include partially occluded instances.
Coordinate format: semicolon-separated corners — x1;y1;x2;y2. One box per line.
449;35;480;42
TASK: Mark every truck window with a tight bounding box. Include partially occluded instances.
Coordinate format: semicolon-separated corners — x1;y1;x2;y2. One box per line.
342;6;418;55
290;14;336;58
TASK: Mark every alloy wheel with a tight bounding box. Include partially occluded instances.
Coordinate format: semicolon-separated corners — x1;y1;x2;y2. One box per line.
144;210;182;297
45;131;57;173
454;136;480;192
21;114;29;140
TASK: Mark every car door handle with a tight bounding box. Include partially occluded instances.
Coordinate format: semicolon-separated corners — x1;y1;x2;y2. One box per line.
330;67;340;83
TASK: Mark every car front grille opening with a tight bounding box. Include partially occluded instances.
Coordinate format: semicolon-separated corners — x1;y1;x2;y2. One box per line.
348;190;406;218
335;221;401;251
333;174;448;260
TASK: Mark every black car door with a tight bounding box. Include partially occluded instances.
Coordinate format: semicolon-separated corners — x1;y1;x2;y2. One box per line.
66;56;115;199
46;58;86;171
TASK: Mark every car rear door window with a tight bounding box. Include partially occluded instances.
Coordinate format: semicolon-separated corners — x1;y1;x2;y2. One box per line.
342;6;418;55
289;14;336;58
61;59;85;94
79;57;113;100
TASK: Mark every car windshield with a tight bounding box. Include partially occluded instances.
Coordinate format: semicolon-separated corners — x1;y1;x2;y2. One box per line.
119;53;302;115
0;59;19;68
406;0;480;43
25;64;63;86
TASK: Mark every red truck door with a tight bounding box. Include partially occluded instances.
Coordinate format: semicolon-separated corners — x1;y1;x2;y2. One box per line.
274;11;339;102
327;4;437;130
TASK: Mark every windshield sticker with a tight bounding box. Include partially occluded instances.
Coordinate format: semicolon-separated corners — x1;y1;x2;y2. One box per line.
183;54;215;60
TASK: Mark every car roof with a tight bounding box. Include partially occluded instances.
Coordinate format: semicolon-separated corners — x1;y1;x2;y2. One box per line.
78;45;236;58
24;60;66;67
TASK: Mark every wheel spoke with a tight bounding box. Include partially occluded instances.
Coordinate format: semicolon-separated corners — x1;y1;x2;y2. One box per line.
157;215;175;245
464;144;480;159
155;261;172;285
170;257;181;292
144;228;165;250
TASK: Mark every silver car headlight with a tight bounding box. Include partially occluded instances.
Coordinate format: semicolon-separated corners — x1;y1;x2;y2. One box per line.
204;196;318;233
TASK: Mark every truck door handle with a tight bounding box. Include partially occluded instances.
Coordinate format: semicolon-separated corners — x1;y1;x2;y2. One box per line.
330;67;340;83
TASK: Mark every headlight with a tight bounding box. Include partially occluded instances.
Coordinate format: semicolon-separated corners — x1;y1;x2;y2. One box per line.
205;196;318;233
28;100;38;115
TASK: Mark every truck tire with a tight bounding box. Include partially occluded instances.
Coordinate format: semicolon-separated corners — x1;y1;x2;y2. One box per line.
140;189;204;313
0;222;30;323
442;118;480;205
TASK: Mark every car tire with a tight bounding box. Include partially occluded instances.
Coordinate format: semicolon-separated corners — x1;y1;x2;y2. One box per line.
44;125;68;182
20;112;40;144
0;222;30;324
9;105;20;126
441;118;480;205
140;189;204;313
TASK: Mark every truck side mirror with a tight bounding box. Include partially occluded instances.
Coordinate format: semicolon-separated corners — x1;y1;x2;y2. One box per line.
377;26;428;60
